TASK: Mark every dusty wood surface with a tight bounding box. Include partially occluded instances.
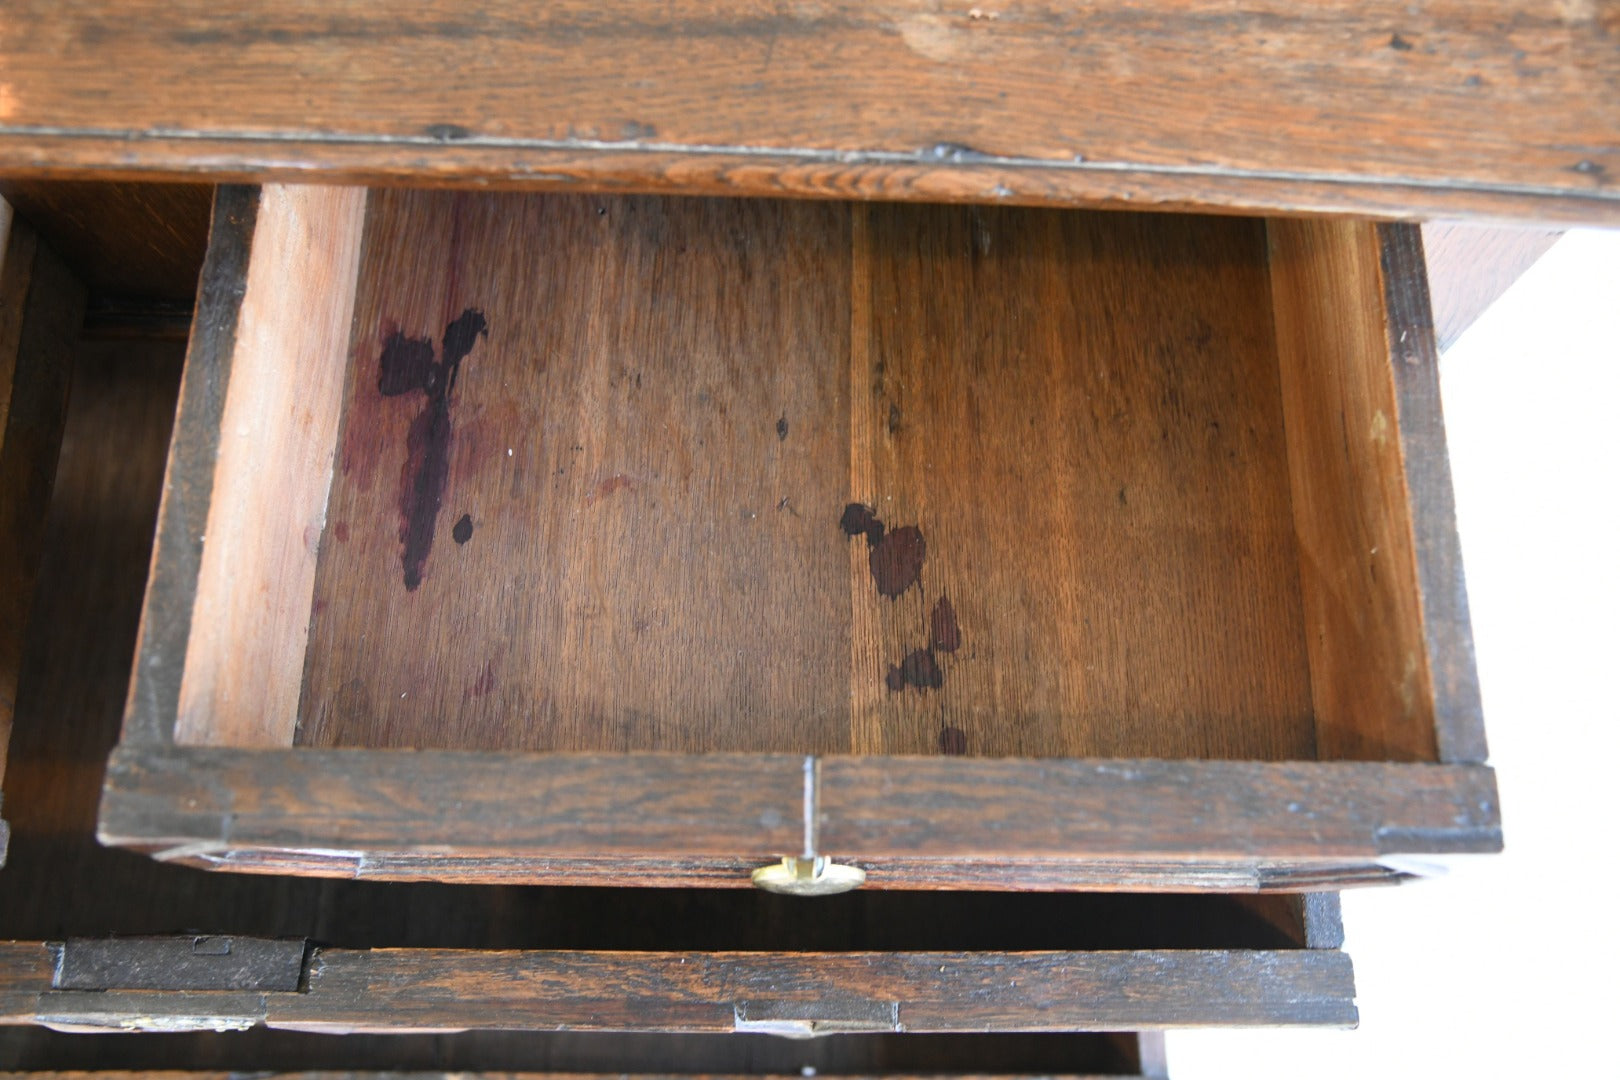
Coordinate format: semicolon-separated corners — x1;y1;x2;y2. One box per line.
0;202;83;818
0;943;1358;1033
297;192;1313;760
174;185;365;747
0;2;1617;223
99;744;1499;888
1423;223;1563;350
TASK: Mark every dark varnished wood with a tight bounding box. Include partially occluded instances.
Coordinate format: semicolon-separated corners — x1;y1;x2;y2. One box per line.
0;943;1358;1034
0;183;211;304
0;2;1616;223
99;744;1499;888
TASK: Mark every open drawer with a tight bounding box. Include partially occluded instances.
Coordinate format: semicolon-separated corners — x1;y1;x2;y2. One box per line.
99;184;1499;891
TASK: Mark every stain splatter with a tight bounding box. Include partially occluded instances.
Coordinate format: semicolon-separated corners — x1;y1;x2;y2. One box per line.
1388;32;1414;50
939;726;967;755
840;502;885;548
886;648;942;691
887;402;902;435
452;513;474;544
467;659;497;699
870;524;926;599
383;307;488;590
776;415;789;441
930;596;960;652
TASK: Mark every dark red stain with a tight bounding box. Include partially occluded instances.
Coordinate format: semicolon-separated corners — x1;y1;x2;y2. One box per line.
381;308;487;591
332;522;350;543
930;596;960;652
939;726;967;755
870;524;926;599
840;502;885;548
886;648;943;692
468;660;497;699
452;513;474;544
586;473;635;507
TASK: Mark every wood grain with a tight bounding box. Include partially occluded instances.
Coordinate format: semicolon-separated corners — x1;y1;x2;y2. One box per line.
0;945;1358;1033
0;182;213;304
0;1;1617;223
293;194;1312;759
174;185;365;747
848;205;1312;759
1270;219;1438;762
1423;223;1562;351
300;191;853;753
0;202;83;824
99;744;1499;889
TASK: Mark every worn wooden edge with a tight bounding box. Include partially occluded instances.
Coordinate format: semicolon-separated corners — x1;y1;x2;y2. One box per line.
97;746;1500;889
1;135;1618;227
173;184;366;747
1299;894;1346;950
1377;224;1489;765
120;185;259;747
0;943;1358;1033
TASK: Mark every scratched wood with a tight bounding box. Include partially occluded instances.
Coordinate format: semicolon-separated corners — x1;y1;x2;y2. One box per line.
298;194;1314;759
0;2;1617;224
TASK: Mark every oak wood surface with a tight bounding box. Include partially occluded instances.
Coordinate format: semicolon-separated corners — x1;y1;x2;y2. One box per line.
174;185;366;747
0;2;1616;223
296;191;1313;760
99;744;1500;888
1423;223;1563;351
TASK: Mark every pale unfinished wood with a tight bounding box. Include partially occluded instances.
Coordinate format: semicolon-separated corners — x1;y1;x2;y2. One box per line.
1269;219;1439;762
173;185;366;746
1423;223;1562;351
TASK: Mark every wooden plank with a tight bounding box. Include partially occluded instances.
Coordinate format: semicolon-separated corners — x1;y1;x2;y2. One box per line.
1377;224;1489;765
121;186;258;748
816;756;1500;861
172;185;365;747
0;199;84;847
299;191;853;753
0;2;1616;223
1268;219;1486;763
848;205;1312;759
269;948;1357;1033
99;744;1499;888
0;1074;1151;1080
1423;223;1562;351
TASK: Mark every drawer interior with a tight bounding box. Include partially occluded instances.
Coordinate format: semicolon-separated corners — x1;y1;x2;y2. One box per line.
166;187;1450;764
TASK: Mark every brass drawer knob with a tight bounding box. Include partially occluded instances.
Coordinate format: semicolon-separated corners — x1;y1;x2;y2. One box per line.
750;856;866;896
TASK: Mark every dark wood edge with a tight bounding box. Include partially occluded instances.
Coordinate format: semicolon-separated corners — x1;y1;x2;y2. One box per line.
2;137;1618;227
120;185;259;747
0;1074;1153;1079
98;746;1500;889
1377;224;1489;765
1300;894;1345;950
2;943;1358;1033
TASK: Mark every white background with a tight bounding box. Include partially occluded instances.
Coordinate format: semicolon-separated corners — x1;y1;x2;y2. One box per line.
1168;229;1620;1077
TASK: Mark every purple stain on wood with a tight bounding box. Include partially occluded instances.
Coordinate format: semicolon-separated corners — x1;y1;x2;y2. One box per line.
452;513;474;544
886;648;943;691
332;522;350;543
939;726;967;755
930;596;961;652
840;502;885;548
468;660;497;699
385;307;488;591
585;473;635;507
870;524;926;598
